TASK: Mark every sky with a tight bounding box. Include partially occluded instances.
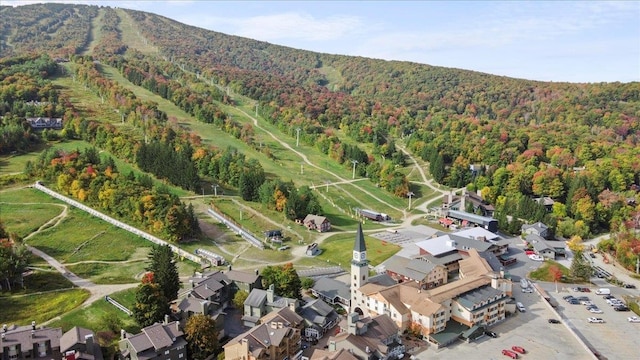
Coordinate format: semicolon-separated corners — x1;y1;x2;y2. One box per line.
5;1;640;83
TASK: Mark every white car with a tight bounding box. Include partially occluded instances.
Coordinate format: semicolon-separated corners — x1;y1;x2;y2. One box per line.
588;317;605;323
528;254;544;261
628;316;640;323
589;308;603;314
581;301;593;306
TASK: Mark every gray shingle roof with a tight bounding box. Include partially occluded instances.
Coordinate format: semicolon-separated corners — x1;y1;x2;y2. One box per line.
125;321;184;355
456;285;505;310
312;277;350;301
244;289;268;308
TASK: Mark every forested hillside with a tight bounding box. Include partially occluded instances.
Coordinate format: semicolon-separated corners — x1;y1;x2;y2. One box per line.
1;4;639;269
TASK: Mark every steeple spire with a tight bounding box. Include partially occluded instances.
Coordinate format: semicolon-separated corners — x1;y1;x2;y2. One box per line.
354;222;366;252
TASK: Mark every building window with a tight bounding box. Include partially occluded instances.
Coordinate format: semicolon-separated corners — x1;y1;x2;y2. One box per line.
179;353;184;358
165;350;170;355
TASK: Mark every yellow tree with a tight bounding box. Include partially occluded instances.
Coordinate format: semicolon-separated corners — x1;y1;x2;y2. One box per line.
567;235;584;252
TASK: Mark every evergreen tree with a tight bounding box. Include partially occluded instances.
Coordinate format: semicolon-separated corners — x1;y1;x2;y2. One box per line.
570;250;593;281
146;245;181;301
133;282;169;328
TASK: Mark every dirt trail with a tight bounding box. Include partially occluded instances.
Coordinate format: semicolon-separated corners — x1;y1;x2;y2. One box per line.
10;197;140;312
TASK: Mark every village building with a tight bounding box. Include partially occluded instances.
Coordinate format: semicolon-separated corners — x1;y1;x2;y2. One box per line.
327;313;404;360
243;285;299;327
118;318;186;360
0;322;62;360
311;277;351;308
223;318;302;360
303;215;331;233
521;222;550;239
60;327;103;360
349;225;512;349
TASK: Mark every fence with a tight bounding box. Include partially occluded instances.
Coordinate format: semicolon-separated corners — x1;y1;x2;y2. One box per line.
33;181;204;264
206;208;264;249
105;295;132;316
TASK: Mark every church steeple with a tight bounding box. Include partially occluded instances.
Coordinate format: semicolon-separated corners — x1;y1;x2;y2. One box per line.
352;222;368;264
354;222;366;252
351;222;369;312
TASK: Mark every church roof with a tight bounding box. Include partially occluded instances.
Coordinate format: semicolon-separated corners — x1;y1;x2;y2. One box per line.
353;222;366;252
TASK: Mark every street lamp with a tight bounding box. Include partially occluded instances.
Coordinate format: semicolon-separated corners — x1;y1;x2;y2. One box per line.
407;191;414;210
212;184;219;197
296;128;301;147
351;160;358;179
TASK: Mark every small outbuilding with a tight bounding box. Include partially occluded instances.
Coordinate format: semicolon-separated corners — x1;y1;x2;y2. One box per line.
303;214;331;233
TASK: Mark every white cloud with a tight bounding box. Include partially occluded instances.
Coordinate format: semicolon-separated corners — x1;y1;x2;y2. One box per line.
179;11;365;43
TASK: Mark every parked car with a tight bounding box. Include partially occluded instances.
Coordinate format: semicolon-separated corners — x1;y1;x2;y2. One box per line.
587;317;605;323
589;253;596;258
522;287;533;293
502;349;518;359
614;305;630;312
623;283;636;289
528;254;544;261
589;307;603;314
603;295;614;300
485;330;498;338
628;316;640;323
568;299;581;305
511;346;526;354
563;295;575;301
581;300;593;306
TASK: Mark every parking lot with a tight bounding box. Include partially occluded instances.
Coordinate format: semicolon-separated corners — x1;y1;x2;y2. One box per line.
415;288;593;360
546;285;639;360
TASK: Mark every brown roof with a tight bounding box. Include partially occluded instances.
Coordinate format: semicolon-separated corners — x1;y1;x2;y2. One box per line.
458;249;493;278
260;307;304;328
225;322;295;355
426;276;492;304
310;348;359;360
225;269;260;284
331;314;397;356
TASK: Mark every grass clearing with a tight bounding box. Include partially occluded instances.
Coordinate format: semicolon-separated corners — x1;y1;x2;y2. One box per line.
49;287;140;333
315;232;401;271
528;260;571;282
0;202;65;237
0;289;89;325
0;271;75;297
66;261;147;284
26;206;152;263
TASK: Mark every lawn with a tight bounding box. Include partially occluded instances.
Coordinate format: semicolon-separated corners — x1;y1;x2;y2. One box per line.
0;271;75;297
0;288;89;325
0;202;65;238
528;260;572;282
26;206;152;263
315;231;401;271
48;287;140;333
66;261;147;284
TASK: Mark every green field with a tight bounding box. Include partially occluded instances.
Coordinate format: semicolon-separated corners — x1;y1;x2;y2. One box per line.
25;207;152;263
0;288;90;325
315;232;401;271
48;287;140;333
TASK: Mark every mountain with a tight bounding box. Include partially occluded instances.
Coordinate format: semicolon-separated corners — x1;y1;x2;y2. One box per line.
1;4;640;242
